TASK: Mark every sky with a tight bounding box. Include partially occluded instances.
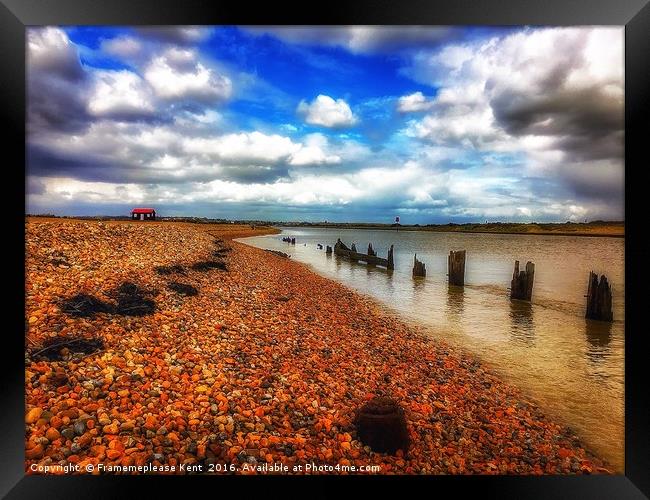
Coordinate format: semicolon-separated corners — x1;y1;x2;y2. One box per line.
26;26;624;223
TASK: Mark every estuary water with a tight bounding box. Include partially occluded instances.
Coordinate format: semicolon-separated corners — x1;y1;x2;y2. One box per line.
238;227;625;471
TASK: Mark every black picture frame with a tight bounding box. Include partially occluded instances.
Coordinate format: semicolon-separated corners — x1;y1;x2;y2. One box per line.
2;0;648;498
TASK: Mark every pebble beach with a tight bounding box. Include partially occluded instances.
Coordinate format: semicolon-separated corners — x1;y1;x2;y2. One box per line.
24;218;610;475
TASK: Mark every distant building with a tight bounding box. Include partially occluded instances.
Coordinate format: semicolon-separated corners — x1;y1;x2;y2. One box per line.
131;208;156;221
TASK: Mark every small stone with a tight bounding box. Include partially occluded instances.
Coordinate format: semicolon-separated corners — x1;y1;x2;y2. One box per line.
25;444;44;460
73;421;86;436
49;416;63;429
61;428;75;441
45;427;60;441
106;449;122;460
102;422;119;434
25;407;43;424
120;421;136;432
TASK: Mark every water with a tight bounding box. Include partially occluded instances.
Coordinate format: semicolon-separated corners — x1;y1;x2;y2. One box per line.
238;227;625;471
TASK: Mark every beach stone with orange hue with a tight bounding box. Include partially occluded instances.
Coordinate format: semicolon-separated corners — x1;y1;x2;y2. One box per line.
102;422;119;435
106;449;122;460
25;407;43;424
45;427;61;441
25;445;45;460
355;397;409;454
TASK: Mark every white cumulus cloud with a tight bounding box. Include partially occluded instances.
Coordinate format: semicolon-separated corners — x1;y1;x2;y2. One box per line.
87;70;154;117
289;133;342;166
101;36;143;59
297;95;357;128
183;131;300;164
144;48;232;102
397;91;434;113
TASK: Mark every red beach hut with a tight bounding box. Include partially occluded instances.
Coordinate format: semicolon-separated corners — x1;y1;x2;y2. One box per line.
131;208;156;221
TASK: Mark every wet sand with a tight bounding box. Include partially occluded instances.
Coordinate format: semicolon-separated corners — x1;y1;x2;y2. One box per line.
25;219;611;474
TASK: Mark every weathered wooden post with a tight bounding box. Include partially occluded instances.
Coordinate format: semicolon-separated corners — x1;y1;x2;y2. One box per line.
367;243;377;256
586;272;613;322
387;245;395;270
510;260;535;301
413;254;426;277
448;250;466;286
350;243;358;261
326;245;332;254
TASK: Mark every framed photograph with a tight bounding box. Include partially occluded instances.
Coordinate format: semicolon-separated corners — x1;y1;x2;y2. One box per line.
2;0;649;497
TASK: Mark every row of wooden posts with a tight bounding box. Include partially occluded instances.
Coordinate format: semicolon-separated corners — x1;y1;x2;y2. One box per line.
328;238;614;322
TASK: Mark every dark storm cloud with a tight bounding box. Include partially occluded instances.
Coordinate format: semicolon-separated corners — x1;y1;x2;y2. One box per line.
243;26;462;54
27;144;126;182
218;165;288;184
134;27;213;45
27;142;298;186
491;86;624;162
27;28;92;134
26;177;46;195
561;162;625;201
28;77;91;134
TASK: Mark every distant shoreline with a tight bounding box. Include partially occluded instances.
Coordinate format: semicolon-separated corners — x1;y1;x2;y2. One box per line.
25;215;624;238
274;222;625;238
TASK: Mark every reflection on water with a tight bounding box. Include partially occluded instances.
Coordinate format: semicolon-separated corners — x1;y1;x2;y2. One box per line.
585;319;613;362
412;276;426;289
446;285;465;321
509;300;535;346
239;227;625;471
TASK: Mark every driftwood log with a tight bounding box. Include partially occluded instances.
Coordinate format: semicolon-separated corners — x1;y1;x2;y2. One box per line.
586;272;613;322
413;254;426;277
264;249;290;259
511;260;535;301
448;250;466;286
334;239;394;269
